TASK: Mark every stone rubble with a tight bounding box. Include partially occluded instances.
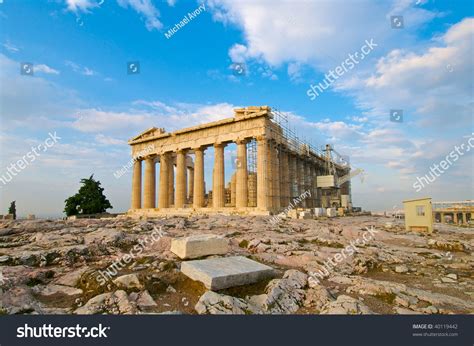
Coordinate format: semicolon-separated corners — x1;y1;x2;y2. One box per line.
0;215;472;315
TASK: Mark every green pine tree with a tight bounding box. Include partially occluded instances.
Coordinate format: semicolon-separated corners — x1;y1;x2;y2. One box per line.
8;201;16;220
64;175;112;216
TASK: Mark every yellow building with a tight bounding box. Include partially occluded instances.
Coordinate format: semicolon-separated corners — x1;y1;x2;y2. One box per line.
403;197;433;233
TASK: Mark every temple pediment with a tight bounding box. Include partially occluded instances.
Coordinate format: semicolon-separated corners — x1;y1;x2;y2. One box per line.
129;127;166;143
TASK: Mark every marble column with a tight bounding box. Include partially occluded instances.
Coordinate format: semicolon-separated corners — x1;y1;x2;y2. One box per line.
280;148;289;207
266;140;274;210
193;147;205;208
187;167;194;203
296;156;304;198
158;153;170;208
168;158;174;207
143;157;156;208
462;213;467;225
289;154;297;201
257;136;269;210
310;164;317;207
272;143;280;210
304;160;311;208
230;173;236;207
236;139;248;208
212;143;225;208
131;159;142;209
175;149;187;208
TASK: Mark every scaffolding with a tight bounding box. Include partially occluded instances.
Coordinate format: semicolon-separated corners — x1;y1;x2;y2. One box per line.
247;139;257;207
270;108;351;209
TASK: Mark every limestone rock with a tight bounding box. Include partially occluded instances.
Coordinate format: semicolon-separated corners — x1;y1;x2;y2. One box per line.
0;286;44;314
55;267;90;287
136;290;157;309
74;290;137;314
320;295;373;314
195;291;255;315
304;285;334;311
250;270;308;314
84;228;125;245
394;265;409;273
113;274;143;290
34;284;83;297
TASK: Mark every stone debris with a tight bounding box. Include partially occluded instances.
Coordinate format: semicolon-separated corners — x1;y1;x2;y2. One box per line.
33;284;83;297
249;270;307;314
113;274;143;290
74;290;137;314
0;215;472;315
195;291;256;315
394;265;409;273
320;295;372;314
135;290;157;308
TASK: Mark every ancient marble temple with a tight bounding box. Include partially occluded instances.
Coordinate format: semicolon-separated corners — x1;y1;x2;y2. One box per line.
127;106;351;216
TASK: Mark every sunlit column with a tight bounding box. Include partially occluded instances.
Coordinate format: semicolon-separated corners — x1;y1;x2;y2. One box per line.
158;153;170;208
131;159;142;209
143;157;156;208
236;139;248;208
212;143;226;208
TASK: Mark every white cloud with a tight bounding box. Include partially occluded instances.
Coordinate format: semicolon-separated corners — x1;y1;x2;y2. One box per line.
0;54;80;129
65;0;99;13
206;0;436;70
65;60;96;76
228;43;248;63
82;67;95;76
64;0;161;31
287;62;303;82
68;101;236;138
117;0;162;31
34;64;60;75
337;17;473;128
2;41;19;53
95;134;126;145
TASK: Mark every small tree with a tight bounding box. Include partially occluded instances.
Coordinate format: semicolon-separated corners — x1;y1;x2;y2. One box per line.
8;201;16;219
64;175;113;216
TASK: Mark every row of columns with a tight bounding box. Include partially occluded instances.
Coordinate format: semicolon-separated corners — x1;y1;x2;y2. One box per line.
436;212;472;225
131;137;325;211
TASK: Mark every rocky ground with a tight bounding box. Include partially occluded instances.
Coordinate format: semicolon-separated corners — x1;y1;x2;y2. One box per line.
0;215;472;315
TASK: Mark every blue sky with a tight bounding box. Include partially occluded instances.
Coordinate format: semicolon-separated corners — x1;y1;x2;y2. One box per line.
0;0;473;217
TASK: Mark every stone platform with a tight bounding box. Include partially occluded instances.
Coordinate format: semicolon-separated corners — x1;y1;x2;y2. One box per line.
181;256;274;290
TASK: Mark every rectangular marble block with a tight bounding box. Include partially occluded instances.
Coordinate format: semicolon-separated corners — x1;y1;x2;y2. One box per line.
171;234;228;259
181;256;274;290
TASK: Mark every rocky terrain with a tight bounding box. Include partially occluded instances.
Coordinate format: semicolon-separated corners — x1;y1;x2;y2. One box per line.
0;215;472;315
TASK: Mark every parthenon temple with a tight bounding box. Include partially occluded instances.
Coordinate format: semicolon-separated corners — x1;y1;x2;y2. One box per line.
127;106;352;216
